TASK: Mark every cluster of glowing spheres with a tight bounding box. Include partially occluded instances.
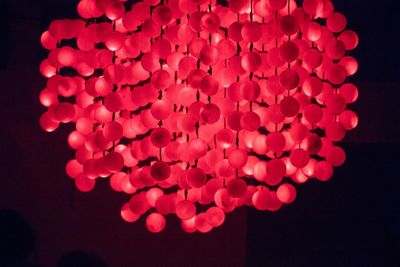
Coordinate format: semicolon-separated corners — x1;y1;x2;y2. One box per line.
40;0;358;233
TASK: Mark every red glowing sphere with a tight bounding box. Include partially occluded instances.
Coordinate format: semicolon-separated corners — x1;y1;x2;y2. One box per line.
146;213;166;233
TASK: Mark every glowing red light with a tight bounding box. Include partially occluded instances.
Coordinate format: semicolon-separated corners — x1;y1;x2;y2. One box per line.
40;0;358;233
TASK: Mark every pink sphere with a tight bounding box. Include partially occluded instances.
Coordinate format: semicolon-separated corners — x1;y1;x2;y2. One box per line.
146;213;166;233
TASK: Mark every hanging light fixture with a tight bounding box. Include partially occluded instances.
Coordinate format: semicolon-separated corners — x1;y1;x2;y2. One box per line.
39;0;359;233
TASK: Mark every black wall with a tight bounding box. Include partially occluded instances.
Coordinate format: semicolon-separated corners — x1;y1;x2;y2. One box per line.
0;0;399;266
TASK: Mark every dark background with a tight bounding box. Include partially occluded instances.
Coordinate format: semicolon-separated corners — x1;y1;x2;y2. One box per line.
0;0;399;266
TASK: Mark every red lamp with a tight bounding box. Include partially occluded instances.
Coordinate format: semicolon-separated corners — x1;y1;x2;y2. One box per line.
40;0;358;233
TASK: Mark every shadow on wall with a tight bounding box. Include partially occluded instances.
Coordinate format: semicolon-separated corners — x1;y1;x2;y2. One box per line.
0;209;38;267
0;209;107;267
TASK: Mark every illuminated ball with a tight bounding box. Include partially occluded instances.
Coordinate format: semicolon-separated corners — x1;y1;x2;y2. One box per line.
303;76;323;97
338;30;359;50
228;149;248;168
121;203;140;223
151;100;171;120
40;112;59;132
326;146;346;167
105;31;125;51
39;88;58;107
305;133;323;155
290;149;310;168
151;127;171;147
153;5;172;25
104;152;124;172
267;0;287;10
326;39;346;60
241;80;261;101
57;46;76;66
339;83;358;103
280;97;299;117
216;128;235;149
228;21;244;42
252;135;267;155
242;21;262;43
104;121;123;141
186;168;206;188
326;64;347;85
241;52;262;72
66;159;83;179
151;69;172;89
68;131;84;149
327;12;347;33
146;188;164;207
240;111;261;131
195;213;213;233
252;190;272;211
75;174;95;192
40;59;56;78
280;69;299;90
181;217;197;233
105;2;125;20
314;161;333;181
206;207;225;227
214;188;234;210
201;12;220;33
146;213;166;233
152;39;172;59
176;200;196;220
340;56;358;76
200;75;219;96
54;103;75;123
266;132;286;153
199;45;219;66
129;192;150;215
302;48;322;69
189;138;208;158
304;104;323;125
104;92;123;112
227;179;247;198
280;15;299;36
325;121;346;141
41;31;57;50
200;103;221;124
290;124;309;143
151;161;171;181
339;110;358;130
267;159;286;182
277;183;297;204
280;42;299;62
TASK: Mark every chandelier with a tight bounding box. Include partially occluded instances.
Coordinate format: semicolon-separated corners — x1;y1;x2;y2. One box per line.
39;0;358;233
